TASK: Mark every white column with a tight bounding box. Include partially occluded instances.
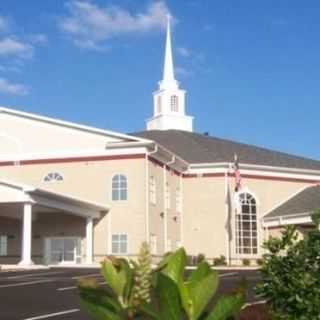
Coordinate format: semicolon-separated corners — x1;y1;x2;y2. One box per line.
86;217;93;264
19;203;34;266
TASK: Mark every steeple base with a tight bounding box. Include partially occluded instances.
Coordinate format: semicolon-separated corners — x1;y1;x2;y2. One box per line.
147;114;193;132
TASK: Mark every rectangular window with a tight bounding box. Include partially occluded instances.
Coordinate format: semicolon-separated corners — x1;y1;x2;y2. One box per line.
149;176;156;204
0;235;8;256
111;234;128;254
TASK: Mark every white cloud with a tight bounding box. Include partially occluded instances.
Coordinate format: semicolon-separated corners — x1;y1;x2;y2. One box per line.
176;66;192;77
177;46;190;57
59;1;171;49
0;77;29;96
0;37;33;59
29;34;48;45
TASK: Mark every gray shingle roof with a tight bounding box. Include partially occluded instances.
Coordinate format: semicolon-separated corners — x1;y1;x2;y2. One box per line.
264;185;320;219
132;130;320;171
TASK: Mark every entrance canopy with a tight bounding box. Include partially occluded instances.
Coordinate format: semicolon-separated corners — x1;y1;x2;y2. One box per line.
0;179;108;267
0;180;108;219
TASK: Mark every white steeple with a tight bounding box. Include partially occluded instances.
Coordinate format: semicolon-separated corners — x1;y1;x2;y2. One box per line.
160;15;178;90
146;15;193;132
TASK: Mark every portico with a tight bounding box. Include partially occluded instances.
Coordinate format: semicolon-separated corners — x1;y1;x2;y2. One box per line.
0;180;108;267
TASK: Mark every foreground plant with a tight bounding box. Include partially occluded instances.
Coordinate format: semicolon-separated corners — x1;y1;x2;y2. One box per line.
79;244;246;320
256;209;320;320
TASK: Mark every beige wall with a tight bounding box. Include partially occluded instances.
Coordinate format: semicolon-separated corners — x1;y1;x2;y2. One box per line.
0;157;147;261
183;176;226;259
182;174;312;261
0;154;316;265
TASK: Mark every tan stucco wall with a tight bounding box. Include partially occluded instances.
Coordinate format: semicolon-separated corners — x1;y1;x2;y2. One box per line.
182;176;226;259
182;174;311;261
0;157;147;261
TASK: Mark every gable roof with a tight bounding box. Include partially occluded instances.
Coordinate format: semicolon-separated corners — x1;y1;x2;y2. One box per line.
0;106;148;143
132;130;320;171
264;185;320;219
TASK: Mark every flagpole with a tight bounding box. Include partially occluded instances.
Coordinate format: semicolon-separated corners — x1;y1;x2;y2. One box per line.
224;166;230;265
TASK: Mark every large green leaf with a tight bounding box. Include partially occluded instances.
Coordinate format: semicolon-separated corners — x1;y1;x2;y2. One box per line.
205;292;245;320
185;271;219;320
157;273;185;320
160;248;187;284
187;262;217;291
101;258;129;303
80;299;122;320
79;286;121;314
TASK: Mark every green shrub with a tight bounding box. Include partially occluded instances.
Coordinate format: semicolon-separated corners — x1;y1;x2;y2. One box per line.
256;258;263;266
213;255;227;266
79;244;246;320
242;259;250;266
256;209;320;319
196;253;206;264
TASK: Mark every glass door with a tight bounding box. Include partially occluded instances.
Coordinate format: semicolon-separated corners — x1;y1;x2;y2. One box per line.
46;237;81;265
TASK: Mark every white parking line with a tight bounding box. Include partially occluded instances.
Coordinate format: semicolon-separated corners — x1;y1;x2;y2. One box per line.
0;279;54;288
57;281;106;291
71;273;101;280
219;272;238;278
23;308;80;320
7;271;64;280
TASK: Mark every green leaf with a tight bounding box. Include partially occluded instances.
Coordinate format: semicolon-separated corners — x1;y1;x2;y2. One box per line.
80;299;122;320
205;292;245;320
101;258;131;304
79;286;122;314
160;248;187;284
139;302;160;320
185;270;219;320
157;273;184;320
187;261;216;291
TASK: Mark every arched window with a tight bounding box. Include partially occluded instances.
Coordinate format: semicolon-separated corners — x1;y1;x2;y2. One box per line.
235;192;258;255
43;172;63;182
112;174;127;201
170;95;179;112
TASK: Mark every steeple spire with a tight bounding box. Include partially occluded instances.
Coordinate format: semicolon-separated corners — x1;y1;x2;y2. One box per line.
146;15;193;132
160;15;178;90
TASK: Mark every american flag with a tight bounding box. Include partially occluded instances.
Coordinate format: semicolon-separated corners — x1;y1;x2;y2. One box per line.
233;154;242;192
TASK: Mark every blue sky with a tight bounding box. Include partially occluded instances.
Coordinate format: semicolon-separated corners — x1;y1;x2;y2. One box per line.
0;0;319;160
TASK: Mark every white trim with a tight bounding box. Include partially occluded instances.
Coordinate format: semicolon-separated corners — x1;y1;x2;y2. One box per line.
163;166;168;252
0;147;148;163
189;161;320;177
179;174;184;246
0;106;148;143
263;212;312;227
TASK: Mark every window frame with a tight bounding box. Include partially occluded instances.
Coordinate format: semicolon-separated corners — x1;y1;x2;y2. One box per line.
111;234;128;255
112;174;128;201
235;192;258;256
43;172;64;182
0;235;8;256
170;95;179;112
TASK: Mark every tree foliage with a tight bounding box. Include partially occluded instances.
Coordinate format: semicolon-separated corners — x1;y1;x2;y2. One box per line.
256;211;320;320
79;244;246;320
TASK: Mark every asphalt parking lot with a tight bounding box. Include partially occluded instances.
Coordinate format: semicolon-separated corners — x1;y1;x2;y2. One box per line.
0;268;261;320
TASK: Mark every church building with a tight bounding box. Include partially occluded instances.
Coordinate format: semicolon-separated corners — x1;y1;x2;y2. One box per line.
0;17;319;267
